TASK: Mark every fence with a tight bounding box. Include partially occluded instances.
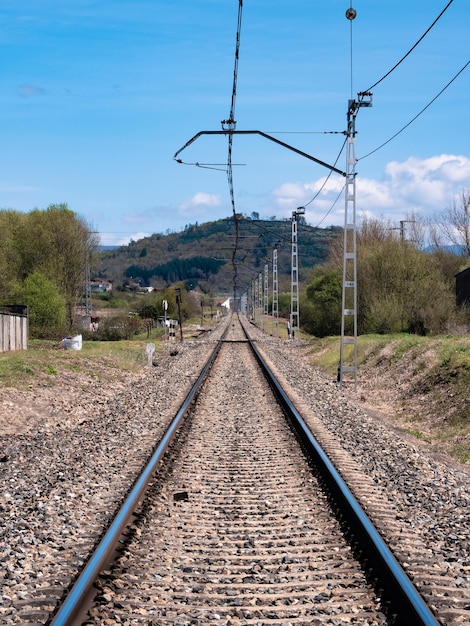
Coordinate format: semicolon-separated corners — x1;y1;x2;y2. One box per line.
0;308;28;352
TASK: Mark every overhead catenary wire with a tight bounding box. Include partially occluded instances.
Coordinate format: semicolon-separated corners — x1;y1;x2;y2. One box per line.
359;59;469;162
222;0;244;306
348;1;354;98
282;0;458;234
302;137;347;210
297;4;353;232
362;0;455;94
315;182;346;229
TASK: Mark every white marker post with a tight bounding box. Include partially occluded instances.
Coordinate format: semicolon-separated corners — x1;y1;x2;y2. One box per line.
145;342;155;367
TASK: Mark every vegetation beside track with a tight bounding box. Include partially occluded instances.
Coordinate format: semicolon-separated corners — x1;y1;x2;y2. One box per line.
306;333;470;464
0;315;218;389
1;327;469;465
0;339;149;389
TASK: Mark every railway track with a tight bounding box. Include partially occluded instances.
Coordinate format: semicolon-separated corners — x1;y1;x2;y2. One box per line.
48;317;440;625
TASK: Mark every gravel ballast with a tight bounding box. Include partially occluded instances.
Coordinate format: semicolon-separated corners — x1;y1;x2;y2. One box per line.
1;316;469;624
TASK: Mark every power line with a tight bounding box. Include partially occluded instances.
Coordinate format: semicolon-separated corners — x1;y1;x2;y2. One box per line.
348;2;355;99
359;59;469;162
221;0;244;306
362;0;455;93
315;182;346;228
303;137;347;209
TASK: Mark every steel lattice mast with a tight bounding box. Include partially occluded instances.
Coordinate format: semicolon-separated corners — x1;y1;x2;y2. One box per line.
290;207;304;340
339;92;372;389
272;243;280;337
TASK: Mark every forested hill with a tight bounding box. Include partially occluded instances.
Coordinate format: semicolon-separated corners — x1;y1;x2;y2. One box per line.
97;217;340;294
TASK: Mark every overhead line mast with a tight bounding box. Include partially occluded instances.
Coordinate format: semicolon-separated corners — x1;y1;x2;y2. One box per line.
339;7;372;390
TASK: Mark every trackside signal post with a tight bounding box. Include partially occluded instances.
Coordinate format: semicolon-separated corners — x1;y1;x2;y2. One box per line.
339;92;372;390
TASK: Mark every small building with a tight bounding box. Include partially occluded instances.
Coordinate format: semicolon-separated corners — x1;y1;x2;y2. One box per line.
90;279;113;293
456;266;470;307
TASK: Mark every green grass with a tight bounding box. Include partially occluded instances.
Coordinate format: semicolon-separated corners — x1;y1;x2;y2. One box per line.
305;332;470;464
0;339;151;387
404;428;426;440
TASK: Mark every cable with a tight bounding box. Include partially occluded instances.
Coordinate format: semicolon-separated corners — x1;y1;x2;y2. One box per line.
303;138;347;209
359;59;469;161
362;0;455;93
349;1;354;99
221;0;243;305
315;183;346;228
240;217;291;242
174;160;246;172
265;130;344;135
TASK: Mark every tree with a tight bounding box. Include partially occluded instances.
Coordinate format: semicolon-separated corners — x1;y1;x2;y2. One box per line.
17;271;67;338
311;217;458;336
357;222;456;334
435;190;470;256
0;211;23;296
301;268;342;337
139;303;159;320
17;204;99;327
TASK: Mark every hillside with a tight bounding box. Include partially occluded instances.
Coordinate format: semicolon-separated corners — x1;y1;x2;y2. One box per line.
96;217;340;295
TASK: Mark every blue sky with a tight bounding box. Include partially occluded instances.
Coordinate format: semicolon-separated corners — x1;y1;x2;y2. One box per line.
0;1;468;245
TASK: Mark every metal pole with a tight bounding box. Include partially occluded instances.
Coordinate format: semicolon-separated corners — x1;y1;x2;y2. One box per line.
272;246;279;337
259;272;263;331
339;93;372;390
175;288;183;341
290;208;304;341
264;263;269;331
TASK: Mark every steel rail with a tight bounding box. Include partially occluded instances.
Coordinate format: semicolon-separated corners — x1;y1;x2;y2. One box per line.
241;319;439;626
51;315;438;625
49;330;227;626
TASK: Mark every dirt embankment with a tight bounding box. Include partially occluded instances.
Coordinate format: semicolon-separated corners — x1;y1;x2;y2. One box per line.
348;337;470;465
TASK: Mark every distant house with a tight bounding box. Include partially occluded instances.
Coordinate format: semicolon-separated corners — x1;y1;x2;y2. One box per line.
90;279;113;293
456;266;470;307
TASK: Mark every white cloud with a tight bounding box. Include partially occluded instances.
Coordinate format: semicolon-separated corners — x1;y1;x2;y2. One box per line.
178;192;222;218
270;154;470;226
99;231;150;247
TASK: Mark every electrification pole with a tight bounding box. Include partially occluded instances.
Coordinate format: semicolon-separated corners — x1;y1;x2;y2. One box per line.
272;242;280;337
264;263;269;325
339;92;372;389
258;272;263;330
290;207;304;341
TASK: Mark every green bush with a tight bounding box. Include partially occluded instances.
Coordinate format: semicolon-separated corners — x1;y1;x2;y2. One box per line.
17;271;67;338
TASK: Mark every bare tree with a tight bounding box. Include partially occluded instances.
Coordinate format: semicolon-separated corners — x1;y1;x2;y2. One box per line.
436;190;470;256
404;211;427;249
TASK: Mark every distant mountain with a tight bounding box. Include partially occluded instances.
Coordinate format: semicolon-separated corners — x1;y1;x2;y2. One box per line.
96;217;340;295
99;245;119;251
